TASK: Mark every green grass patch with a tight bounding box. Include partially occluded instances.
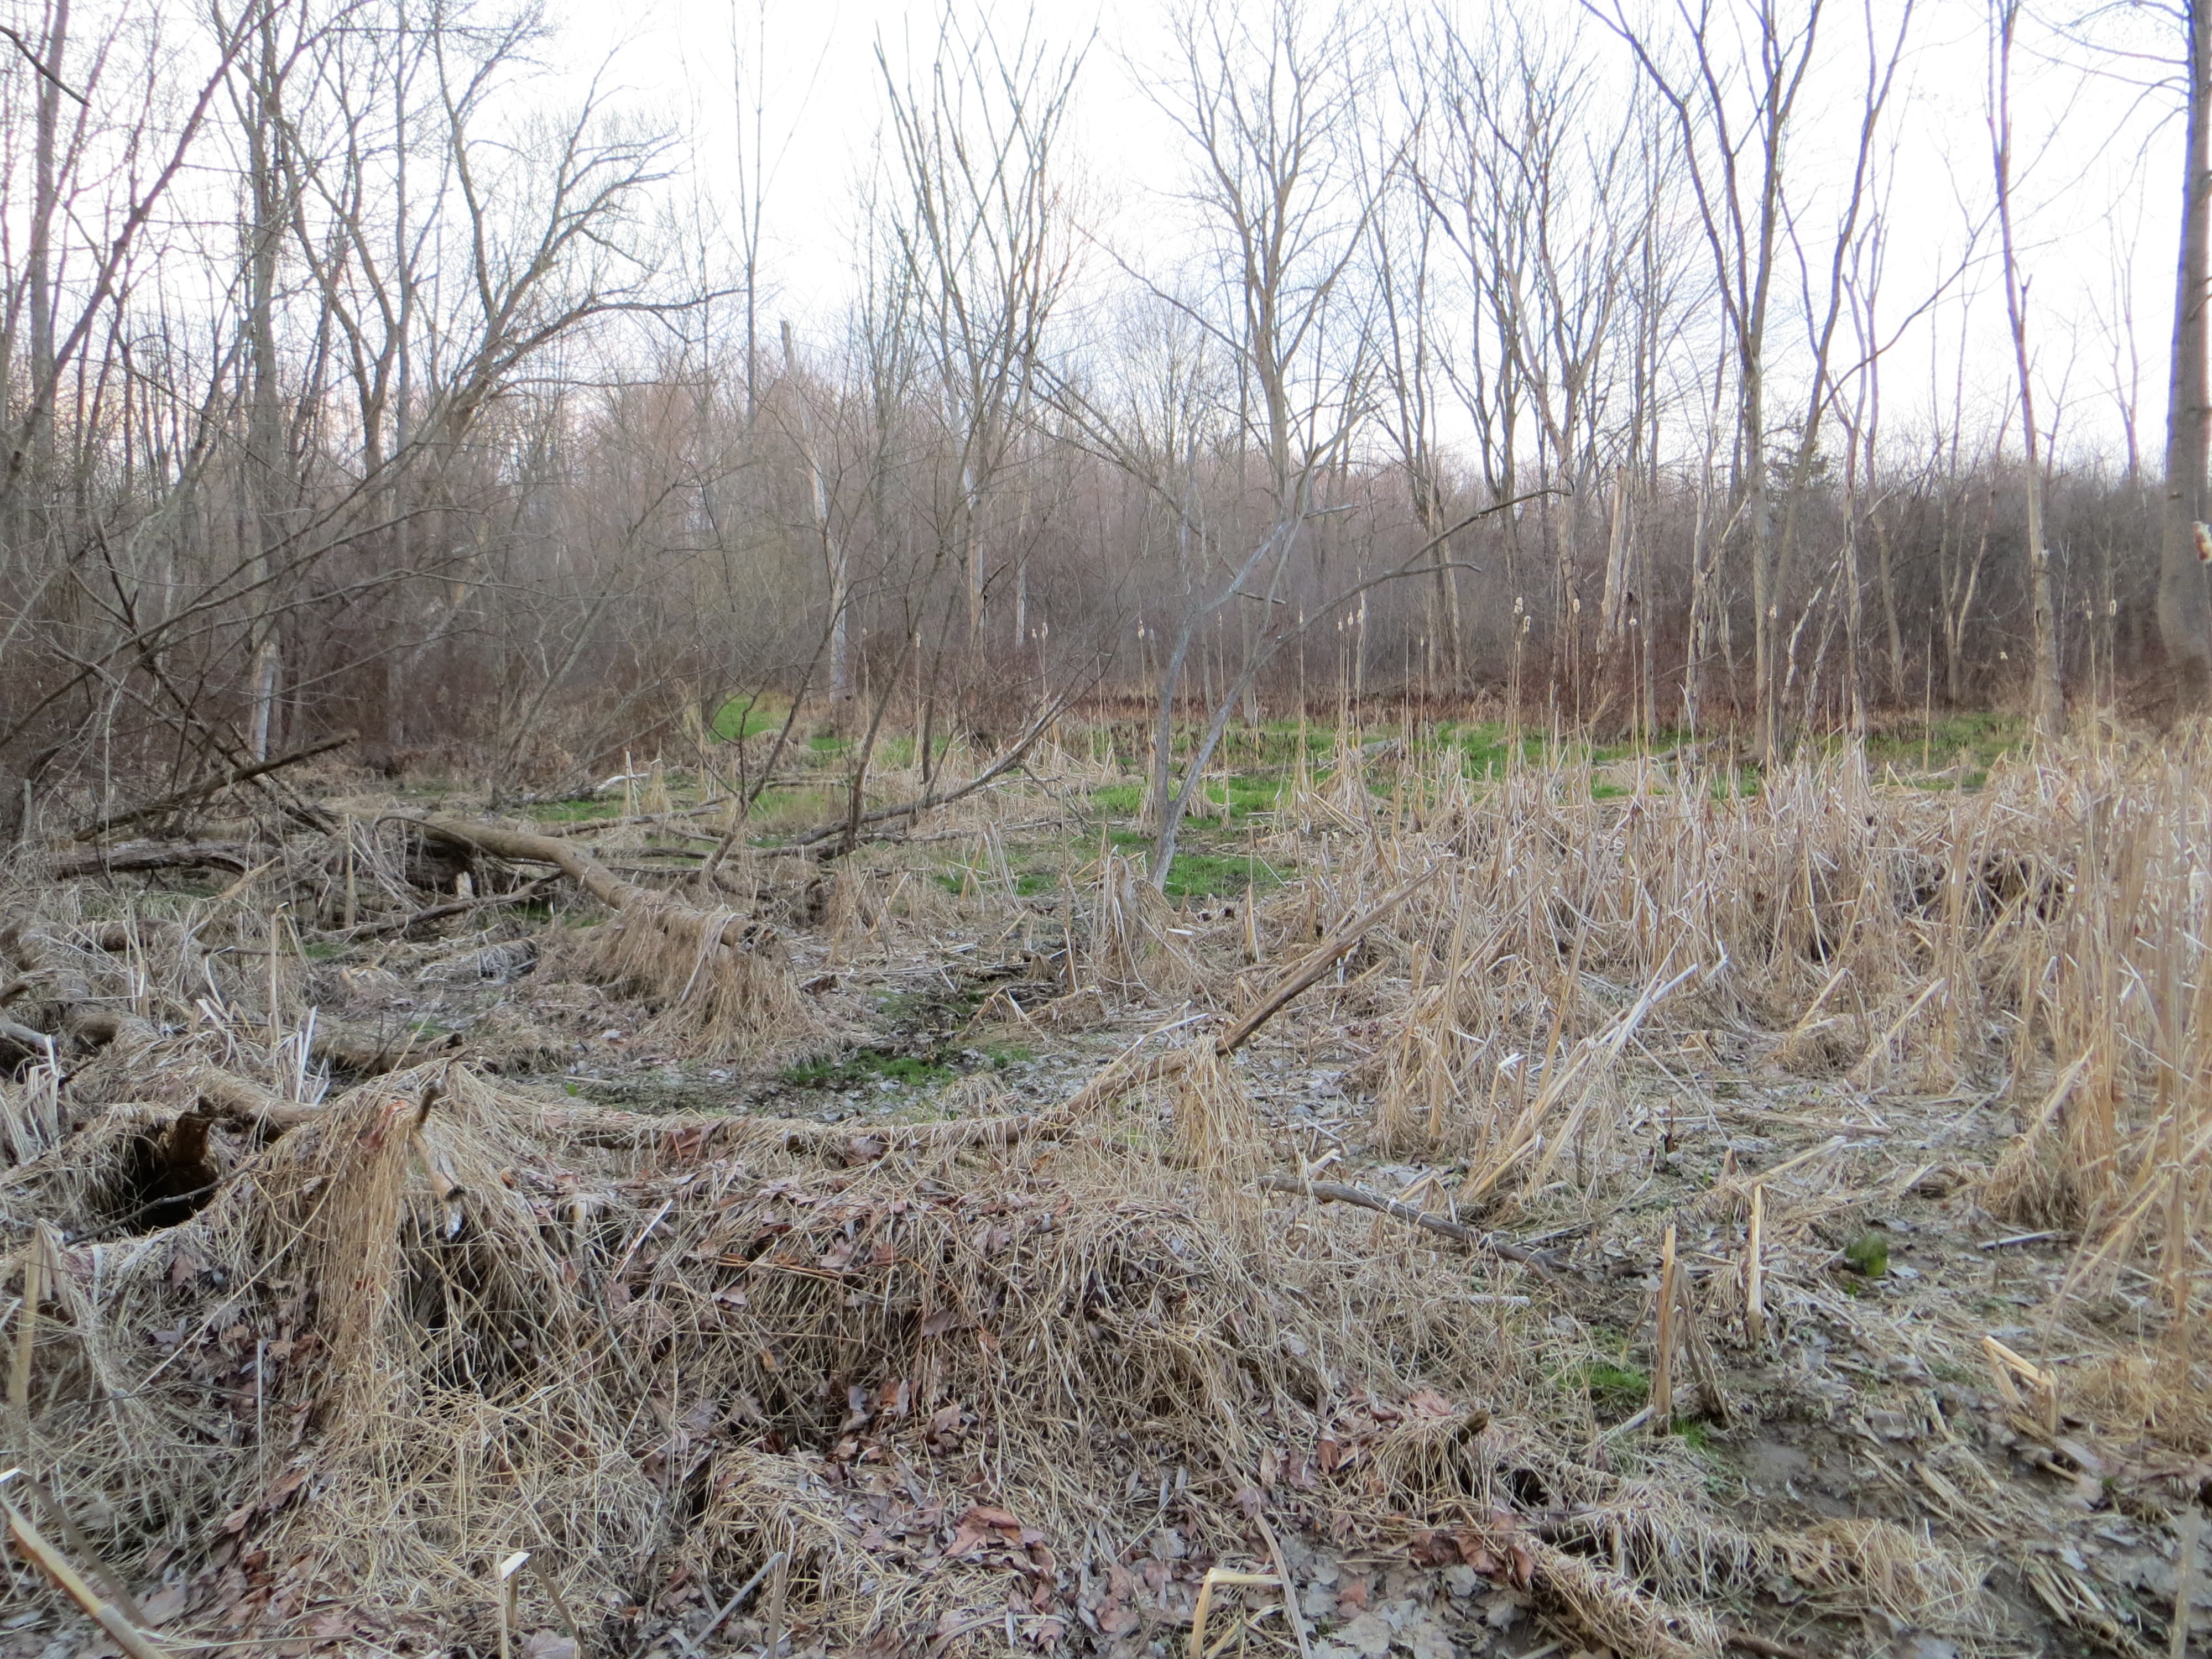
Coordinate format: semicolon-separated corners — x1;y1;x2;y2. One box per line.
779;1047;954;1091
1093;781;1144;817
1843;1232;1891;1278
1580;1359;1650;1413
521;797;622;823
1161;851;1282;900
711;696;789;740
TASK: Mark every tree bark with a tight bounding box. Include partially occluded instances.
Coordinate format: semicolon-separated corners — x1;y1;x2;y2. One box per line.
2158;0;2212;712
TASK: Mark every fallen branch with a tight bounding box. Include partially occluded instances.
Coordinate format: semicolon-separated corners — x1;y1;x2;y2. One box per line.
393;816;635;908
1053;864;1444;1120
71;732;352;841
319;875;559;942
50;841;256;878
1216;865;1441;1052
1255;1176;1559;1277
310;1021;465;1075
397;812;815;1058
722;688;1084;870
0;925;315;1129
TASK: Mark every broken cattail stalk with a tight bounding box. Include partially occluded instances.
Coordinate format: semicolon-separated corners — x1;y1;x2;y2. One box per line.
524;1554;587;1654
1253;1512;1314;1659
0;1485;171;1659
1984;1335;2060;1438
495;1550;529;1659
1;1468;155;1629
1678;1270;1733;1427
1744;1186;1766;1348
764;1547;789;1659
1651;1224;1678;1432
9;1239;40;1456
679;1548;786;1659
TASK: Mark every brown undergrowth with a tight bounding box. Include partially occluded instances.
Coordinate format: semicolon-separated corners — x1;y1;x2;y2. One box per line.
1;724;2208;1656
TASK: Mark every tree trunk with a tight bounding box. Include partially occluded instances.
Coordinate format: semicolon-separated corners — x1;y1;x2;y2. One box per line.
2158;0;2212;711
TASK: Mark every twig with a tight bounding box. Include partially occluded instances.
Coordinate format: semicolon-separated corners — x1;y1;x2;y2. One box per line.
71;731;353;841
1252;1513;1314;1659
0;26;87;105
677;1548;787;1657
1255;1176;1558;1278
1978;1229;2072;1250
1052;866;1447;1123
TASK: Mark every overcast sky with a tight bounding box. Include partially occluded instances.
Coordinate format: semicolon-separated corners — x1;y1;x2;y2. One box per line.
549;0;2185;469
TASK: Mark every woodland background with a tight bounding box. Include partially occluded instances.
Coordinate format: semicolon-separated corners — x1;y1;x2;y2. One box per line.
0;0;2194;818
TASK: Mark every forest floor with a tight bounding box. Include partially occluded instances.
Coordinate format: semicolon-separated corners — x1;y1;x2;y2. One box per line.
0;711;2203;1659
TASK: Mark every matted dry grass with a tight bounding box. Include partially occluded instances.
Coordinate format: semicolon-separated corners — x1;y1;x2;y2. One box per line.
2;723;2209;1655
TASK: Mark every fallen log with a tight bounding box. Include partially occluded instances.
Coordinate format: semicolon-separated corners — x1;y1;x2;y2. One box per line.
310;1021;465;1075
394;813;817;1059
0;924;316;1129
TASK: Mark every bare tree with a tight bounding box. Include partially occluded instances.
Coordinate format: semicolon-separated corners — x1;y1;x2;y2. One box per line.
1087;0;1387;889
877;7;1079;648
1990;0;2063;737
1598;0;1824;759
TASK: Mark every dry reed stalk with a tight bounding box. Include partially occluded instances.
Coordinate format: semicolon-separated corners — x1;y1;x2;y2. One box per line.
2166;1163;2194;1349
1985;1051;2094;1225
1651;1224;1678;1432
1985;1335;2061;1439
8;1233;39;1455
1744;1185;1766;1347
1188;1568;1280;1659
1524;1539;1723;1659
0;1490;173;1659
2172;1507;2200;1659
1768;1519;1991;1632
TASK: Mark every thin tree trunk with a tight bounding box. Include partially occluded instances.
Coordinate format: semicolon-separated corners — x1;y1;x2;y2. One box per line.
2158;0;2212;711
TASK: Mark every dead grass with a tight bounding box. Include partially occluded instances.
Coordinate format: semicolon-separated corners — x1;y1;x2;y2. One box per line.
1;722;2208;1656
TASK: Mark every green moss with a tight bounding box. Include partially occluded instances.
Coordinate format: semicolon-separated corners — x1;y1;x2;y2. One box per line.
1161;851;1284;899
1843;1231;1890;1278
779;1047;954;1090
1580;1359;1650;1412
1093;781;1145;817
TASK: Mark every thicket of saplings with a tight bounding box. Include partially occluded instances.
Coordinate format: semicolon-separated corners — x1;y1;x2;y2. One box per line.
0;706;2205;1659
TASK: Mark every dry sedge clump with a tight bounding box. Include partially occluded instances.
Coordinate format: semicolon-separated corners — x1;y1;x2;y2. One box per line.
569;891;825;1060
